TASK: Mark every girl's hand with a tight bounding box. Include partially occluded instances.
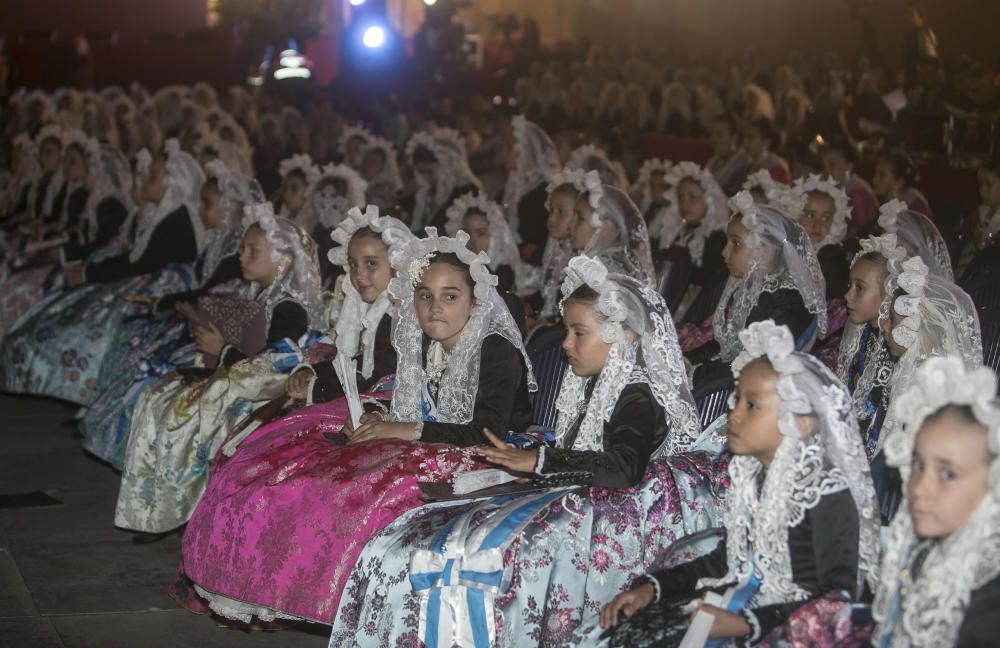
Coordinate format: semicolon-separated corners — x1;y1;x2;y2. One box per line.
346;421;416;444
193;322;225;356
63;265;84;288
124;294;156;311
174;301;198;321
691;603;751;640
599;582;655;629
478;428;537;473
285;369;313;400
340;411;382;437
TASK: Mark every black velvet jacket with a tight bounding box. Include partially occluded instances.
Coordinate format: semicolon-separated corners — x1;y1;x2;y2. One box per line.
309;313;397;404
956;575;1000;645
218;300;308;367
155;254;242;312
83;205;198;284
818;243;850;301
646;489;860;643
537;382;667;488
419;334;533;447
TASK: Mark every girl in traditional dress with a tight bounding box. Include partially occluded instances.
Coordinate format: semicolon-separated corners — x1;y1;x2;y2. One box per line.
871;356;1000;646
295;163;367;283
567;144;628;189
534;167;586;320
274;153;318;221
630;158;672;247
403;130;481;233
27;124;65;222
359;136;403;213
871;149;933;220
600;320;879;647
115;204;325;535
173;228;534;623
789;173;853;301
502;115;560;252
877;198;953;280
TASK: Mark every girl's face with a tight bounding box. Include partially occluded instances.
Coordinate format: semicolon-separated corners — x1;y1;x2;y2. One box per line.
728;359;784;466
547;189;577;239
821;150;850;183
880;295;908;358
414;159;438;186
462;211;491;256
801;191;836;246
561;300;614;377
872;158;902;198
38;139;62;173
347;236;392;304
743;126;767;160
361;148;386;182
239;225;280;286
908;411;990;539
978;168;1000;208
142;157;167;204
199;183;225;230
570;196;598;251
62;146;87;182
722;216;752;278
676;178;708;224
415;261;475;352
845;257;886;325
281;173;308;215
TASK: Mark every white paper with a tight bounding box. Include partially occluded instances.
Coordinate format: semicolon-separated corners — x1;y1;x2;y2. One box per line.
334;355;363;429
452;468;520;495
678;590;731;648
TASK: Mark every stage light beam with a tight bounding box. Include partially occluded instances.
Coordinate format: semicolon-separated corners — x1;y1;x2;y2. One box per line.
362;26;385;49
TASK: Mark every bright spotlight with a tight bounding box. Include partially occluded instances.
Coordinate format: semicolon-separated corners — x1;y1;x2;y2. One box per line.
362;26;385;49
423;0;437;5
349;0;366;4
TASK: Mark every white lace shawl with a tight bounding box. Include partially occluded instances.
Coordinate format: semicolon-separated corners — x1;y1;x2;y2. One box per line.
444;192;541;294
790;174;851;248
240;203;325;328
502;116;559;235
387;228;535;424
555;256;701;456
713;194;827;362
567;144;627;189
337;125;372;168
77;140;133;241
128;138;206;263
873;357;1000;647
878;199;953;281
328;205;415;377
658;161;729;264
405;131;481;233
581;183;655;287
200;159;261;284
877;258;983;453
297;164;367;233
699;321;880;606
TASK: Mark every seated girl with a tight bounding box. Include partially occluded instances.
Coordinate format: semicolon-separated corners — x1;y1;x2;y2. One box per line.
359;136;403;213
274;153;318;221
0;138;205;405
820;138;878;239
284;205;414;406
868;256;982;522
115;204;326;536
567;143;628;188
0;134;39;226
402;130;481;232
79;159;260;468
877;198;954;280
871;148;933;220
533;167;586;321
685;192;827;378
790;173;852;300
569;175;655;285
502;115;560;253
295;163;366;283
26;124;65;223
871;356;1000;646
629;158;672;246
600;320;879;647
173;229;534;623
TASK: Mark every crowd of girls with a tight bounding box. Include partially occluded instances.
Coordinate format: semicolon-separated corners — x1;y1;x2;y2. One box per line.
0;80;997;646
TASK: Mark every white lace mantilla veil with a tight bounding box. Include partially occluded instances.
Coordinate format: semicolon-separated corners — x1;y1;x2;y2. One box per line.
713;192;827;363
444;192;541;294
556;255;701;456
128;138;206;263
631;157;673;235
789;173;852;248
79;140;134;241
538;167;588;317
404;130;481;233
240;202;325;328
200;159;263;283
502;115;560;237
327;205;415;378
878;198;954;281
58;130;93;225
698;321;880;606
566;144;627;189
877;256;983;453
742;169;785;202
362;136;403;197
276;153;320;219
297;163;367;233
337;124;372;167
873;357;1000;648
386;227;536;425
658;161;729;263
30;124;65;220
835;233;910;420
581;180;655;286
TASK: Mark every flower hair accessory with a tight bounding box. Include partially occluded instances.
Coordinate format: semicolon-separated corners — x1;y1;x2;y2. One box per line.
278;154;321;185
729;190;766;249
581;170;605;225
389;227;497;303
732;320;811;438
327;204;411;267
444;192;504;234
664;161;720;215
559;255;628;344
790;174;852;242
889;256;929;348
544;167;588;210
635;158;673;188
242;201;279;233
877;198;908;232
